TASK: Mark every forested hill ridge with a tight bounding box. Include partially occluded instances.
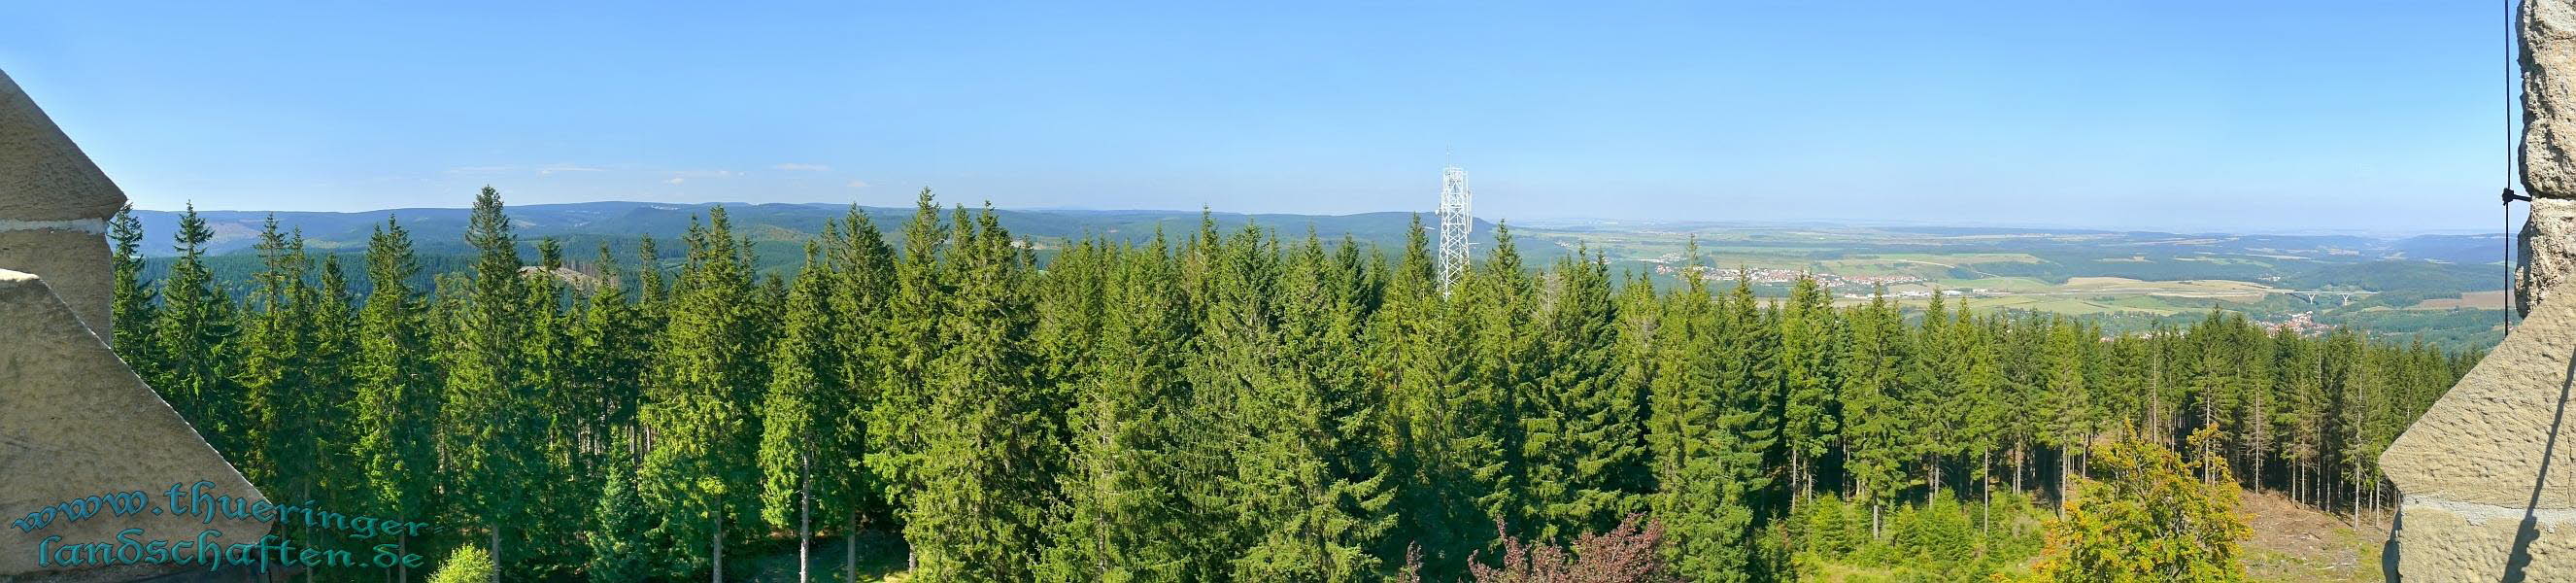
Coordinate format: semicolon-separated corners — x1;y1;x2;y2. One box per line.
111;188;2468;581
130;199;2511;350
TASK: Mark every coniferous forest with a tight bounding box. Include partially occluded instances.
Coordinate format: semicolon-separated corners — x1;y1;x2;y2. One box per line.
111;188;2473;582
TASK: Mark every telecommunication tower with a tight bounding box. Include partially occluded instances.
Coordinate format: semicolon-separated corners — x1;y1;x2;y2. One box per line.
1438;165;1473;292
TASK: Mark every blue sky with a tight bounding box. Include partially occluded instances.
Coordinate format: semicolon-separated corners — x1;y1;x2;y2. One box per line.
0;1;2521;233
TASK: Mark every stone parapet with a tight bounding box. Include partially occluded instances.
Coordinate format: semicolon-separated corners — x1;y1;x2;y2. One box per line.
0;269;268;580
0;68;123;344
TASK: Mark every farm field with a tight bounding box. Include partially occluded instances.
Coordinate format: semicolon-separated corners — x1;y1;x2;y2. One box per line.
1512;221;2504;348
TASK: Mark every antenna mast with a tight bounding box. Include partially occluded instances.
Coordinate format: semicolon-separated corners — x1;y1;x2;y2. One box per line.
1438;165;1473;292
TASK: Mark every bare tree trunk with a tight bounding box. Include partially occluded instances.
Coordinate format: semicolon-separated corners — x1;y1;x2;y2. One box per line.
714;512;725;583
2013;442;2025;494
2056;450;2070;518
1982;449;1993;536
1794;456;1810;503
491;529;502;583
799;458;812;583
1842;438;1853;499
847;513;861;583
396;532;409;583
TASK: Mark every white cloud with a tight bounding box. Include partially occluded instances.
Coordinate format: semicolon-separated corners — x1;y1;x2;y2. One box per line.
665;178;687;185
846;180;870;189
773;163;831;172
669;169;736;179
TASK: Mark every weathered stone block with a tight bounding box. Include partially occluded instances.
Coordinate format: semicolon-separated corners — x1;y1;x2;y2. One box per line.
0;70;123;223
2384;279;2576;580
0;269;267;579
0;228;112;344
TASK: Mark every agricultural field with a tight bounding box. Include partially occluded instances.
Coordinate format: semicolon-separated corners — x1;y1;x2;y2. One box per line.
1513;221;2507;349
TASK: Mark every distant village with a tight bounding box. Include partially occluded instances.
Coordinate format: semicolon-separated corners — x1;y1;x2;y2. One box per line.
1645;262;1979;299
2256;311;2337;336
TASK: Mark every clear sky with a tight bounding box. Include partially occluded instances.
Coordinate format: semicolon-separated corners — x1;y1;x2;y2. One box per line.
0;1;2522;233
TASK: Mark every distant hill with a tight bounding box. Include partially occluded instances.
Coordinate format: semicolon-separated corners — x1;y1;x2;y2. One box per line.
131;201;1509;258
127;201;1525;297
122;200;2518;351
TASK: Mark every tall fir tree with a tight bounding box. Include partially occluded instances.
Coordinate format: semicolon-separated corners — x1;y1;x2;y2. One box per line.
639;206;771;581
439;187;541;580
1523;248;1644;541
1042;236;1207;581
758;241;847;583
824;208;898;581
906;205;1062;579
869;190;951;571
108;203;154;351
352;216;440;582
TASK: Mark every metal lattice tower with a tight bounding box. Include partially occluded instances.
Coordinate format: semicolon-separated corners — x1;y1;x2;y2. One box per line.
1438;165;1473;292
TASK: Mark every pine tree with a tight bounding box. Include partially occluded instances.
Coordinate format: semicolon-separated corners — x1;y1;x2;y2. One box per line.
639;206;771;581
1644;244;1761;581
1225;228;1395;581
1460;224;1536;541
1525;249;1645;540
1043;235;1206;581
306;253;362;558
1839;289;1907;537
906;205;1062;579
1779;276;1839;503
1379;214;1491;577
352;216;440;582
108;203;153;350
237;216;311;497
589;434;654;583
869;191;951;569
824;207;898;581
759;241;846;583
440;187;540;580
569;243;650;466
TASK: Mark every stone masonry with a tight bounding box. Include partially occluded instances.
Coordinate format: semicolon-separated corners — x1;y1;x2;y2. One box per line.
0;69;121;344
2385;1;2576;580
0;69;266;581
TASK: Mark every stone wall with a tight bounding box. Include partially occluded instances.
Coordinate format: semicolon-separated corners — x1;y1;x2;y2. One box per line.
0;69;120;344
2386;1;2576;580
0;69;266;581
2523;0;2576;316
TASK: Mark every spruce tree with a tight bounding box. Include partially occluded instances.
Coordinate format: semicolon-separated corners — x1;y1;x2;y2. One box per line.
1525;249;1644;540
824;207;898;581
352;216;440;582
906;205;1061;579
758;241;846;583
237;216;311;497
108;203;154;350
440;187;539;580
1779;276;1839;503
1223;227;1394;581
1043;236;1205;581
869;190;951;568
1839;289;1908;537
639;207;770;581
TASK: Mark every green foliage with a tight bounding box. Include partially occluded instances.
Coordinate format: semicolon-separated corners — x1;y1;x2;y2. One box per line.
906;204;1063;580
114;191;2473;583
426;544;494;583
639;205;773;578
2023;431;2252;582
588;442;655;583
